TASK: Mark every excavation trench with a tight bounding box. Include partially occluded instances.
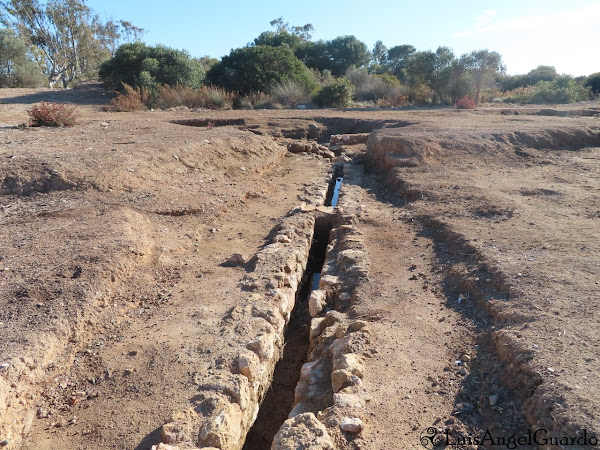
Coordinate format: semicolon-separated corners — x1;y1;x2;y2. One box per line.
243;216;334;449
324;165;344;207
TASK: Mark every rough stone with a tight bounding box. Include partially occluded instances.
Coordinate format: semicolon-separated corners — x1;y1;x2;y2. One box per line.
333;353;365;378
151;444;180;450
224;253;247;266
333;392;366;409
246;334;276;362
272;413;335;450
309;290;327;317
161;408;198;444
198;400;244;449
340;417;364;433
331;369;353;392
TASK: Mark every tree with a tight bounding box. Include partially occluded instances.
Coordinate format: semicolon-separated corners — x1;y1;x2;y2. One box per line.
253;17;313;51
2;0;94;86
584;72;600;96
406;47;457;104
370;40;387;73
324;35;370;76
460;49;504;103
1;0;142;86
99;42;204;92
206;45;315;94
0;27;43;86
384;44;415;82
94;19;143;57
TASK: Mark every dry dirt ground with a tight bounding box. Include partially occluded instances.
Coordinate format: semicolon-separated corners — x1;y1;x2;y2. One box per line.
0;84;599;449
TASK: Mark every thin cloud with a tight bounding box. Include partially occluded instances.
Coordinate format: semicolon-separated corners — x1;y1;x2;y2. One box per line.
454;4;600;38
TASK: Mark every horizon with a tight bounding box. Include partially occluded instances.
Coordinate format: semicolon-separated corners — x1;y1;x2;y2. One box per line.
84;0;600;77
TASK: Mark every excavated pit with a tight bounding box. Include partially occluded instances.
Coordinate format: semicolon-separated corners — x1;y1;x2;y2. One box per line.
172;118;246;127
243;217;334;449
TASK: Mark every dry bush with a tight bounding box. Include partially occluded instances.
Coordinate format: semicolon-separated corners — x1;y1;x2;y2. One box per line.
377;94;410;108
236;92;280;109
27;102;78;127
409;85;434;104
156;85;233;109
454;96;476;109
156;84;184;108
109;83;151;111
270;80;312;107
200;86;234;109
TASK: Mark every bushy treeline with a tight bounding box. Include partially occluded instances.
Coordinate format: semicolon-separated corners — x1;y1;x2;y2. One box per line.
3;5;597;108
103;18;598;109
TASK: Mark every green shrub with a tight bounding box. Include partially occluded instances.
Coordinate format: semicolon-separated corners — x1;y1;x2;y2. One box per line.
99;42;205;93
500;76;590;104
346;67;404;101
313;79;354;107
584;73;600;96
28;102;77;127
206;45;316;94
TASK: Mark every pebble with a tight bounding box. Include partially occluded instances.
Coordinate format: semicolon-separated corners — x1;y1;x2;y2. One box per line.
461;354;471;362
340;417;363;433
0;363;9;370
0;439;9;447
489;394;499;406
458;367;468;376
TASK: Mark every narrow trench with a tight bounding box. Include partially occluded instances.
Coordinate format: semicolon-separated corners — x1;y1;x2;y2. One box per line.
243;217;333;449
324;165;344;207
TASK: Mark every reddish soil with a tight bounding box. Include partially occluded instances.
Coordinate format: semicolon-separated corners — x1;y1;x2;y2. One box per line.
0;84;599;449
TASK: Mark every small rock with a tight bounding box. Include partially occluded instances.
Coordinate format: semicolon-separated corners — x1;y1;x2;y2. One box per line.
489;394;499;406
0;363;9;370
461;354;471;362
0;439;9;447
340;417;363;433
458;367;468;376
223;253;246;266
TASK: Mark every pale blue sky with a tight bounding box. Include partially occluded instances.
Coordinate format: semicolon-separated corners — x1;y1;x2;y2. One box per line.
87;0;600;76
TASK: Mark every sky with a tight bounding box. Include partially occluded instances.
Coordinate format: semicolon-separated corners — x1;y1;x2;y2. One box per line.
86;0;600;76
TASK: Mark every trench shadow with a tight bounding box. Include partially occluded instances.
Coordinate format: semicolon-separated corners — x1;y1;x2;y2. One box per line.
134;425;163;450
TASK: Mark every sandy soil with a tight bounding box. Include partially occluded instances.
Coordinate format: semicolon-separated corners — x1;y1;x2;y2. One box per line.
0;84;599;449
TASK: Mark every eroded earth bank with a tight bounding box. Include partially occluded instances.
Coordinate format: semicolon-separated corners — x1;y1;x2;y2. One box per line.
0;85;599;449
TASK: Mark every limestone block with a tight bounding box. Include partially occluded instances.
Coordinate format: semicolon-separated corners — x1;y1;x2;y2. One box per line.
272;413;335;450
309;290;327;317
333;353;364;378
331;369;353;392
